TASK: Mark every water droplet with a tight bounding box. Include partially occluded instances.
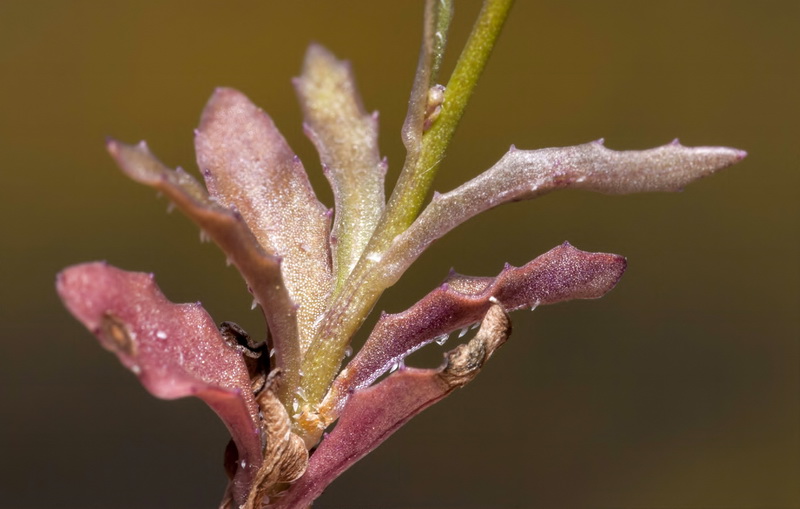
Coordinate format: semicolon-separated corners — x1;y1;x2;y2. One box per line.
458;327;469;338
156;331;167;340
344;346;353;358
251;298;258;310
389;362;399;373
434;334;449;346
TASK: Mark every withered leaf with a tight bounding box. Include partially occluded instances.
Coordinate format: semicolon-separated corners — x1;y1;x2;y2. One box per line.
273;304;510;509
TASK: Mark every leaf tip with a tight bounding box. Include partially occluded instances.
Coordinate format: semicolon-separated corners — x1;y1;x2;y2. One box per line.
105;136;121;152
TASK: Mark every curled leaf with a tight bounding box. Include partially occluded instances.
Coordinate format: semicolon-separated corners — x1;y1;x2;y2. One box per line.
377;140;746;288
321;242;626;420
273;304;511;509
295;45;385;287
240;378;308;509
195;87;332;351
56;262;262;505
106;140;301;402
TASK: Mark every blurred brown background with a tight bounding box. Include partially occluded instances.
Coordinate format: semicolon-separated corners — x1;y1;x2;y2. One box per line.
1;1;797;508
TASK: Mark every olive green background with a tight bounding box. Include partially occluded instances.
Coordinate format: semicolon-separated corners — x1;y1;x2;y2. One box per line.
1;1;797;508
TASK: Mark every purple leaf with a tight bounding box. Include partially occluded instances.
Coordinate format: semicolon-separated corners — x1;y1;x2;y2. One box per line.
375;140;746;289
294;44;385;285
321;242;626;420
195;88;332;351
56;262;262;505
106;140;301;401
272;304;511;509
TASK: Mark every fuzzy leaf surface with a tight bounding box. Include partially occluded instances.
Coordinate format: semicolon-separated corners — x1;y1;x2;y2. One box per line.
274;304;511;509
195;88;332;350
295;45;385;287
106;140;301;401
56;262;262;505
376;140;746;288
321;242;625;419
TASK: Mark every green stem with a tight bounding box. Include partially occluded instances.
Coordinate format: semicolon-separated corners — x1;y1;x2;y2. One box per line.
430;0;454;84
384;0;515;238
297;0;515;428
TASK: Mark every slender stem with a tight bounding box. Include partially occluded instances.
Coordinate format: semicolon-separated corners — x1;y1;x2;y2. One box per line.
385;0;515;240
297;0;515;430
430;0;454;84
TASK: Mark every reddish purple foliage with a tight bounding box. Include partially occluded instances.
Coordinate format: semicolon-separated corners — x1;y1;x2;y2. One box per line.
57;4;746;506
322;243;625;419
56;263;262;503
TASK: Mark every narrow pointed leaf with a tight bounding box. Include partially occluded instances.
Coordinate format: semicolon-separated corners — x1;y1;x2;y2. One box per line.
376;140;746;289
295;45;385;287
57;262;262;505
106;140;301;402
321;243;625;420
274;305;511;509
195;88;332;350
